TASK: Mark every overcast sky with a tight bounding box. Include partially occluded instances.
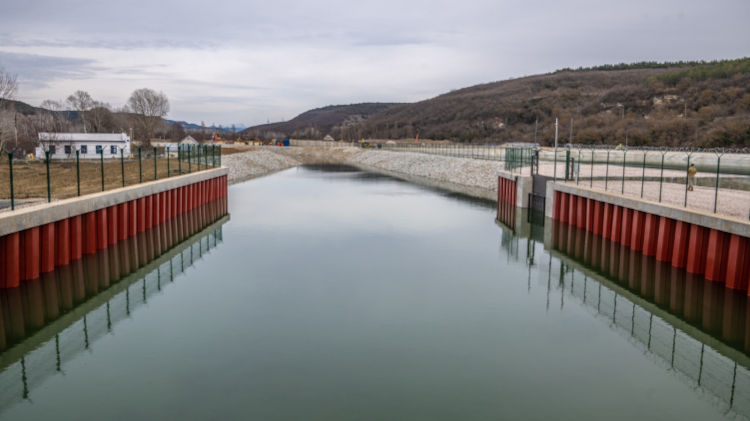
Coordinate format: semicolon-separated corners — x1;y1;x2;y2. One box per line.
1;0;748;126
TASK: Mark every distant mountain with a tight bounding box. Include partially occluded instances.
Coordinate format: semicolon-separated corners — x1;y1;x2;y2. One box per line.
165;120;246;132
240;103;401;140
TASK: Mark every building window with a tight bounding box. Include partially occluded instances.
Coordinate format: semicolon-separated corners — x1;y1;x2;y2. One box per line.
111;145;117;155
64;145;72;155
81;145;88;154
95;145;103;154
49;145;56;155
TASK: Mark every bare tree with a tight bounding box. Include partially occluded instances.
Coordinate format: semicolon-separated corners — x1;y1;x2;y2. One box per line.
88;101;114;132
0;67;19;152
66;90;94;132
127;88;169;145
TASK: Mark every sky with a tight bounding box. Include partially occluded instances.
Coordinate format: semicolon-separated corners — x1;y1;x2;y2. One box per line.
0;0;748;127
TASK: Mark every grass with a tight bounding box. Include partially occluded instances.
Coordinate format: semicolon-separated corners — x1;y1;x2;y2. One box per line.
0;156;219;201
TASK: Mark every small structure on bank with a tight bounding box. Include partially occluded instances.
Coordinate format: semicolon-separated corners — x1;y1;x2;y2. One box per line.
36;132;131;159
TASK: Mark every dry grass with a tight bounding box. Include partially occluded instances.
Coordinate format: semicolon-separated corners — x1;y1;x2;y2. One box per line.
0;157;217;201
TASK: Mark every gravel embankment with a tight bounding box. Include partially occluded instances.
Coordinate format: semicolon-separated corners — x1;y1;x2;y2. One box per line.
222;149;301;184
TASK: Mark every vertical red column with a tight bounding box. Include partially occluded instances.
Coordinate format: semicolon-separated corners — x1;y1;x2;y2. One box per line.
95;208;108;250
725;235;748;290
630;211;645;251
118;202;128;241
592;201;603;235
40;223;55;273
497;177;502;203
107;205;118;245
128;200;137;237
620;208;632;248
55;219;70;266
704;229;728;282
2;232;21;288
22;228;40;281
576;196;585;228
560;193;569;224
84;212;96;255
685;224;708;274
152;193;160;227
70;215;82;261
567;195;576;225
553;191;561;220
137;198;146;233
671;221;690;268
642;214;659;256
610;206;622;243
145;195;153;230
602;203;613;240
655;216;674;262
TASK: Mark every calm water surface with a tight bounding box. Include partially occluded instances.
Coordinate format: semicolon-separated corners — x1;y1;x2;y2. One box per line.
0;165;748;420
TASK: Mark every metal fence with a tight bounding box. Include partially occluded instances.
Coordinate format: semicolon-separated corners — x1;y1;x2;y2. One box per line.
1;144;221;211
550;145;750;220
379;142;536;174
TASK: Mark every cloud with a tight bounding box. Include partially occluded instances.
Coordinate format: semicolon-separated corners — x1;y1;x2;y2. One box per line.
0;0;748;125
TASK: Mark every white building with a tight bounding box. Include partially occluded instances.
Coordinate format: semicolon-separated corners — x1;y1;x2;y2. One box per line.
36;132;131;159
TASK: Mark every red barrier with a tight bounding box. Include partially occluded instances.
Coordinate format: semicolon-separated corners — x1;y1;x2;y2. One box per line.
118;203;128;241
2;232;21;288
704;229;728;282
610;206;622;243
685;225;708;275
55;219;70;266
642;214;659;256
84;212;96;255
96;208;108;250
137;198;146;233
630;211;645;251
40;223;55;273
602;203;613;240
145;195;153;230
620;208;632;248
108;205;118;245
70;215;82;261
655;216;674;262
22;228;40;281
560;193;569;223
725;235;749;290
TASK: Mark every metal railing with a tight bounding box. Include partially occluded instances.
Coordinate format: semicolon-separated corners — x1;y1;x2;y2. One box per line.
378;142;536;174
1;144;221;211
551;145;750;220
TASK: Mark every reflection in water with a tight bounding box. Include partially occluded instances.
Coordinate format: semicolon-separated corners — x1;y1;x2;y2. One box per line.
500;218;750;418
0;200;227;413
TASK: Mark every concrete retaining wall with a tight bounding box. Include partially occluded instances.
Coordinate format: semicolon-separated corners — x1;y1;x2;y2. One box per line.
0;169;228;289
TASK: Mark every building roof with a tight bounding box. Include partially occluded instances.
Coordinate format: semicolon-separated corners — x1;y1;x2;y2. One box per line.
180;135;198;144
38;132;130;143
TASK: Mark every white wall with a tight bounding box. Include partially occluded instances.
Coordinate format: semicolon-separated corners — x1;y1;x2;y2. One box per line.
35;142;131;159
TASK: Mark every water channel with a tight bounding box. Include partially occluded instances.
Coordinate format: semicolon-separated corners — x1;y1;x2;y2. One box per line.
0;165;748;420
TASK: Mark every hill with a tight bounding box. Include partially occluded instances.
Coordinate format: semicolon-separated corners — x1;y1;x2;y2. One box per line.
241;103;401;140
259;58;750;147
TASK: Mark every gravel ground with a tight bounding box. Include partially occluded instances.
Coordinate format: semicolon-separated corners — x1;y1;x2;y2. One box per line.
222;149;301;184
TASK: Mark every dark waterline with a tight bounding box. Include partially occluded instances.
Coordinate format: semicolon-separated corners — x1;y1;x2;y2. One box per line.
0;165;748;420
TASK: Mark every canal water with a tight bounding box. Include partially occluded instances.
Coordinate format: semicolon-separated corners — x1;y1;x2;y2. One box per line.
0;165;748;420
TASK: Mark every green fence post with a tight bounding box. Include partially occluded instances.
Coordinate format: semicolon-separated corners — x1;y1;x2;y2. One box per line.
713;154;721;213
604;150;610;191
45;150;51;202
121;148;125;187
564;148;570;181
76;150;80;196
577;148;582;184
590;149;594;187
167;147;170;177
684;154;690;207
640;152;646;198
138;147;142;183
7;152;14;210
621;150;626;194
153;147;157;180
188;147;191;173
204;145;208;168
658;152;665;202
178;145;182;174
100;149;105;191
197;145;201;171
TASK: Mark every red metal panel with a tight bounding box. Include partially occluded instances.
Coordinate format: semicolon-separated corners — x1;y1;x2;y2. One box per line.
620;208;632;248
553;191;561;220
118;202;128;241
671;221;690;268
560;193;569;224
84;212;96;255
95;208;108;250
685;224;708;274
70;215;82;261
55;219;70;266
152;193;160;227
725;234;748;290
576;196;585;228
137;198;146;233
704;229;729;282
630;211;645;251
3;232;21;288
610;206;622;243
655;217;674;262
592;201;603;235
22;227;40;281
642;213;659;256
602;203;613;240
40;223;55;273
145;195;153;230
107;205;118;245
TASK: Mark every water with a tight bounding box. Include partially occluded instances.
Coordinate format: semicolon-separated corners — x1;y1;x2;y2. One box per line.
0;165;748;420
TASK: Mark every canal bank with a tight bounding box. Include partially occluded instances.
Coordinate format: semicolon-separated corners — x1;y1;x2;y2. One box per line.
0;168;228;289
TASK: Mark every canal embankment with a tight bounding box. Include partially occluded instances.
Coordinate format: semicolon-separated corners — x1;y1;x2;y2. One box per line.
224;146;503;201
